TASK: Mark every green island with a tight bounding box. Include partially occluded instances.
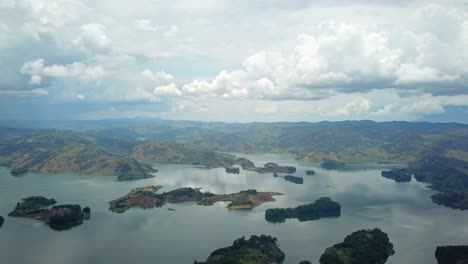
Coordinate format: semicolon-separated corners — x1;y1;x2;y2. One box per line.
0;130;156;181
237;159;296;174
319;228;395;264
109;186;282;213
283;175;304;184
10;167;28;176
8;196;91;231
194;235;285;264
306;170;316;175
0;216;4;228
381;168;412;183
265;197;340;223
435;245;468;264
321;160;345;170
225;167;240;174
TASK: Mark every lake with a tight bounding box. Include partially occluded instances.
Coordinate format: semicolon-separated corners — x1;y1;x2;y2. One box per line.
0;153;467;264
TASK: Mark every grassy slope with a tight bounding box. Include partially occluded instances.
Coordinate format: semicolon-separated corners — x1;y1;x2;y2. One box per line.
131;141;237;168
0;130;154;181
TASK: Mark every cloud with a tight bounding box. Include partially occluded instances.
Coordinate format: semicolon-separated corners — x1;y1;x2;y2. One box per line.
141;69;174;84
1;1;468;122
180;14;468;101
73;23;111;51
20;58;106;84
136;19;159;32
19;0;85;27
0;88;48;96
153;83;181;97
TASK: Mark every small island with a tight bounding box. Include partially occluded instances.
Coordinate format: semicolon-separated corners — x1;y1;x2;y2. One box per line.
381;168;412;182
265;197;341;223
319;228;395;264
194;235;285;264
225;167;240;174
284;175;304;184
109;186;282;213
306;170;315;176
320;160;345;170
10;167;29;176
431;190;468;210
435;245;468;264
8;196;91;231
0;216;4;227
239;160;296;174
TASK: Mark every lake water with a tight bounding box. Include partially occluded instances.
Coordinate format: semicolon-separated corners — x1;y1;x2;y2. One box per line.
0;153;467;264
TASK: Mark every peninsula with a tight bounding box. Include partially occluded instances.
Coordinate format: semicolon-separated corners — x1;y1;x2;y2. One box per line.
109;186;282;213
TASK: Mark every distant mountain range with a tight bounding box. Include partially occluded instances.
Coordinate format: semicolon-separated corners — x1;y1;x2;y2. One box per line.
0;120;467;186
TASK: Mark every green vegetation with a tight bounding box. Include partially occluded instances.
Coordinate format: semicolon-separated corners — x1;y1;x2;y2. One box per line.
321;160;345;169
265;197;340;223
10;167;28;176
132;141;237;168
435;246;468;264
405;155;468;209
109;186;282;213
319;228;395;264
240;161;296;174
225;167;240;174
306;170;315;175
0;129;156;181
0;216;4;228
381;169;412;183
431;191;468;210
194;235;285;264
8;196;91;231
283;175;304;184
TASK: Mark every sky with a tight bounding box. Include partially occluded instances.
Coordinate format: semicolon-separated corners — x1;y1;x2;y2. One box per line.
0;0;467;123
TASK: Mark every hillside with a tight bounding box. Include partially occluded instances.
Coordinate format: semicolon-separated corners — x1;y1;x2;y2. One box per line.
0;129;155;181
72;120;468;163
131;141;237;168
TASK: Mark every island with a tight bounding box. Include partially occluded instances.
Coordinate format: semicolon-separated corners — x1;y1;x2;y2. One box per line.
320;160;345;170
239;160;296;174
306;170;315;175
435;245;468;264
10;167;28;176
265;197;341;223
319;228;395;264
284;175;304;184
194;235;285;264
381;168;412;182
109;186;282;213
8;196;91;231
225;167;240;174
0;216;4;227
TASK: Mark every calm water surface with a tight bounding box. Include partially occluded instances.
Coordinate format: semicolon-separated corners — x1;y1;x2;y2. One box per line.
0;153;467;264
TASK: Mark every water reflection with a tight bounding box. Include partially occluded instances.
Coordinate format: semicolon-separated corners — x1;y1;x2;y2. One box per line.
0;153;467;264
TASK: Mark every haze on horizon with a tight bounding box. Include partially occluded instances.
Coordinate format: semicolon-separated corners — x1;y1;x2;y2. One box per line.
0;0;467;123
